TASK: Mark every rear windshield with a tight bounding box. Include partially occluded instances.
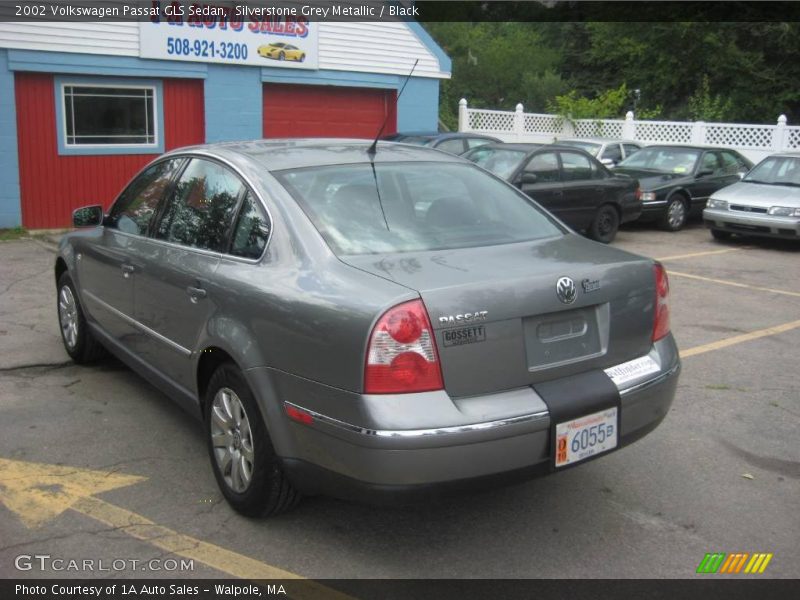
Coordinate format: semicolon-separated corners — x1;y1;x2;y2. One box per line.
275;162;562;256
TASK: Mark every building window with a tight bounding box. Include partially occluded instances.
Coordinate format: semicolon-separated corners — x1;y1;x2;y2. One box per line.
56;77;164;155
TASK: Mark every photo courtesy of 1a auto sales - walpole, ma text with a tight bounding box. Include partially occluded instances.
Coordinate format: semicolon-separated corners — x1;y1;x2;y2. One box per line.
0;1;797;599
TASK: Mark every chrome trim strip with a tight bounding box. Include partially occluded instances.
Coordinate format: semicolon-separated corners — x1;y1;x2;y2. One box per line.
618;362;680;397
284;401;549;439
83;290;192;357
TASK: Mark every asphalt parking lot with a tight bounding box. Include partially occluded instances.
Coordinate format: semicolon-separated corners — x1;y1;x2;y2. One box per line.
0;224;798;581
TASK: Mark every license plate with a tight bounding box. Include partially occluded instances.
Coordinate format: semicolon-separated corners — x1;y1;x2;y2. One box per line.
555;407;618;468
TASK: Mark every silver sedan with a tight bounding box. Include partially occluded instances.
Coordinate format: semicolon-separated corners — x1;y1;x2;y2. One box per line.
704;152;800;241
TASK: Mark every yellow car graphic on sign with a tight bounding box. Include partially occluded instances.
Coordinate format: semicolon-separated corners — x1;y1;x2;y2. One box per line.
257;43;306;62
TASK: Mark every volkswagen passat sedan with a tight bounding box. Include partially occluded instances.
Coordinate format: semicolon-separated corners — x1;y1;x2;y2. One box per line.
704;152;800;241
56;140;680;517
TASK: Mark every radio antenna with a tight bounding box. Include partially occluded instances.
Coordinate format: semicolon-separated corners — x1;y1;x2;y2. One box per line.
367;59;419;157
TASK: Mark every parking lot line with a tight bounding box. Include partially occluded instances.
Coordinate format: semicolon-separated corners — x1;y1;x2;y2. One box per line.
655;248;744;262
668;270;800;298
681;318;800;358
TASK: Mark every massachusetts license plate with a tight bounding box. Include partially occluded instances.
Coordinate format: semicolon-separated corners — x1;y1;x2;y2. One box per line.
555;407;618;468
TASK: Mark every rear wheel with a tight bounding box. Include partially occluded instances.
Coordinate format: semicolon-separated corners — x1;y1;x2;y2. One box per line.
205;363;300;517
588;204;620;243
278;51;285;61
57;272;106;363
660;196;688;231
710;228;732;241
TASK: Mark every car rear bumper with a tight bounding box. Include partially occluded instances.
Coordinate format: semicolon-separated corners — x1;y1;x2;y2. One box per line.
704;208;800;240
249;336;680;502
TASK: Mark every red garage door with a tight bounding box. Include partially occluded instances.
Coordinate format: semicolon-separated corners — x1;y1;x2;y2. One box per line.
263;83;396;139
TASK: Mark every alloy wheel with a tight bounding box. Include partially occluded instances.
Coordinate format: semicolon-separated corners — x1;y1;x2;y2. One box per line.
58;285;79;350
210;387;255;493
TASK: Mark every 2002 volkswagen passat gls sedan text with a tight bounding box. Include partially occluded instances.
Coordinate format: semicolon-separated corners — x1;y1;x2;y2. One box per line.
56;140;680;517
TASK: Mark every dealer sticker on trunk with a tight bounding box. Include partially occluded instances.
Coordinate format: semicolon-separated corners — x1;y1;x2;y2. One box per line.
555;407;618;467
604;355;660;388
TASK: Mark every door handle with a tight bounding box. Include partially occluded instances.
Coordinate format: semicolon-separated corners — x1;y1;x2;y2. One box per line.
186;286;207;303
121;264;135;278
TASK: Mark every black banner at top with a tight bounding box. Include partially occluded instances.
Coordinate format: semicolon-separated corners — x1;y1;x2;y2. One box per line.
2;0;800;22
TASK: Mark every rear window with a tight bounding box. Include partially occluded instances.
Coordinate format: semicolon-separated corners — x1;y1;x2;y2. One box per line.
275;162;562;256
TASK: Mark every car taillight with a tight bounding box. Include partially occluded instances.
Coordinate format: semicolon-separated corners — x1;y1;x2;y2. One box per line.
635;186;642;202
364;299;444;394
652;262;670;341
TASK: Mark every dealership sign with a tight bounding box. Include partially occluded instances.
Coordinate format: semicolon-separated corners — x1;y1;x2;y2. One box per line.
139;2;318;69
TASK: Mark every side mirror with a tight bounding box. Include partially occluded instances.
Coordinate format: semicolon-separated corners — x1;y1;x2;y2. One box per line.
600;158;614;167
72;205;104;228
519;172;538;185
737;171;747;180
696;168;714;178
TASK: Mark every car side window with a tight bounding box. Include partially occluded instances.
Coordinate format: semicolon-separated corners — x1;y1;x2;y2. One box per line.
601;144;622;163
700;152;721;173
524;152;560;183
466;137;492;149
230;191;271;259
560;152;594;182
623;144;641;158
436;139;467;154
106;159;183;236
156;158;244;252
719;151;744;174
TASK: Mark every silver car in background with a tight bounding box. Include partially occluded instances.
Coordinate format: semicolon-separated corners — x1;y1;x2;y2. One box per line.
56;140;680;517
704;152;800;241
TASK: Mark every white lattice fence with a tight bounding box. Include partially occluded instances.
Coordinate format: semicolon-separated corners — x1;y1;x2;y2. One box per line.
573;119;624;138
457;99;795;161
705;124;774;149
785;127;800;150
523;113;562;135
634;121;693;144
467;109;515;133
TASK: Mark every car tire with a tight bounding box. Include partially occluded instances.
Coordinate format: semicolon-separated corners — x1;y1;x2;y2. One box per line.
660;195;688;231
278;51;285;61
57;271;106;364
205;363;300;517
710;228;732;242
588;204;620;243
299;54;305;62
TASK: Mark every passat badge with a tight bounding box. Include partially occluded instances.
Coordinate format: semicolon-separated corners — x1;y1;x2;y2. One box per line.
582;278;601;293
556;277;577;304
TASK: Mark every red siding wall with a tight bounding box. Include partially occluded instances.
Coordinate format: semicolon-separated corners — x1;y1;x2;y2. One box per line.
263;83;396;139
15;74;205;228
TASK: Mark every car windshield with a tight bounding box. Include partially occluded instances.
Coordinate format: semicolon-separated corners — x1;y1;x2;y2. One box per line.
275;162;562;256
464;147;528;179
559;141;601;156
617;147;701;174
743;156;800;186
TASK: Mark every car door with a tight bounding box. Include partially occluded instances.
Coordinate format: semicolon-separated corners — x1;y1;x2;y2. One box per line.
515;150;564;216
129;157;246;391
76;158;185;345
558;150;606;230
689;151;729;213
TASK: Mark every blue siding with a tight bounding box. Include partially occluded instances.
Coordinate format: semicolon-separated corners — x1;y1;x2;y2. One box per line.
205;64;262;142
6;49;207;79
0;49;21;228
397;77;439;132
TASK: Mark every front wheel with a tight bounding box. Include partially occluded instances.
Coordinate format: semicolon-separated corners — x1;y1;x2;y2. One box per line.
205;363;300;517
588;204;620;243
278;51;285;61
660;196;688;231
57;272;106;363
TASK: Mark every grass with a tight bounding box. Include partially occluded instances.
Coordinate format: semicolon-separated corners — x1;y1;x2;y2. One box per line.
0;227;27;241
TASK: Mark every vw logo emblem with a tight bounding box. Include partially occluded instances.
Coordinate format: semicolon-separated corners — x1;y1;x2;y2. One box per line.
556;277;577;304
